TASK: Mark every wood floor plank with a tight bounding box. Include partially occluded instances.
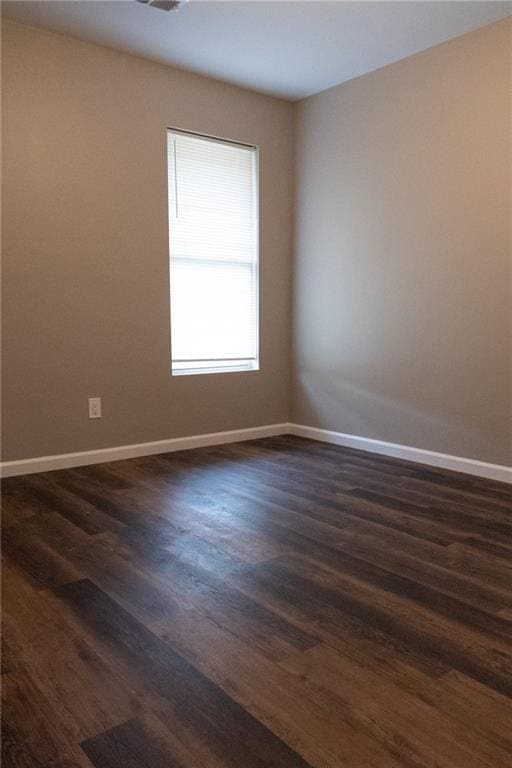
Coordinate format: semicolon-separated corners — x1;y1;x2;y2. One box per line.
222;484;510;611
236;555;512;697
1;713;49;768
151;604;408;768
281;643;511;768
2;525;82;589
81;717;184;768
1;670;96;768
1;562;145;743
55;578;315;768
2;435;511;767
106;540;320;660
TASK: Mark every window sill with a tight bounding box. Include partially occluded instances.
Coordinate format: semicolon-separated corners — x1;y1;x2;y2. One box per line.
171;362;259;377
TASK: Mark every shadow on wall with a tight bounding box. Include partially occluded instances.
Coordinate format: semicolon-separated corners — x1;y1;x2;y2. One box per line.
294;369;503;462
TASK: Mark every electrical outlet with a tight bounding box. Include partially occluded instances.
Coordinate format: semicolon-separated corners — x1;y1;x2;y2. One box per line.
88;397;102;419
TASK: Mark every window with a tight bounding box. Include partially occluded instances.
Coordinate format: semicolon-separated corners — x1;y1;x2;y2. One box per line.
167;129;259;375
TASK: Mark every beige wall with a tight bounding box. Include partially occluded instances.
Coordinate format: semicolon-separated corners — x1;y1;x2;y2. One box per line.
2;19;511;466
1;20;294;461
292;19;512;466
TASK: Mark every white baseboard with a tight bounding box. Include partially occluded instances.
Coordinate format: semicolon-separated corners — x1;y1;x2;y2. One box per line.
0;423;290;478
2;421;510;484
288;423;512;485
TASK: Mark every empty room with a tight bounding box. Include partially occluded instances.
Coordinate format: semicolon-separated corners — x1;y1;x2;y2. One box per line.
1;0;511;765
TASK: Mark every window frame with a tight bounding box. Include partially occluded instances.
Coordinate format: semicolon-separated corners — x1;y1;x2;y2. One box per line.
167;127;260;377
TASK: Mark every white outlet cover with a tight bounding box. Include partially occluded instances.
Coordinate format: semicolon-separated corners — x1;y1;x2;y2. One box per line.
88;397;102;419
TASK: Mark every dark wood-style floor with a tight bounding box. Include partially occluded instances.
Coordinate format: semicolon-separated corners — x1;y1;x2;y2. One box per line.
2;435;512;768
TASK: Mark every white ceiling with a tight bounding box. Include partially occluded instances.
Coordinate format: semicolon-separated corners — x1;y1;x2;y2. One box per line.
2;1;511;100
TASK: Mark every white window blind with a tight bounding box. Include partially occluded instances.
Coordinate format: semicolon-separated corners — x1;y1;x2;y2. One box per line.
167;129;259;375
